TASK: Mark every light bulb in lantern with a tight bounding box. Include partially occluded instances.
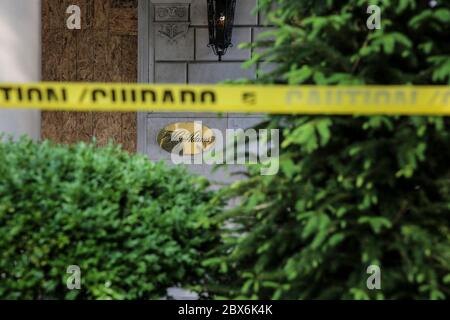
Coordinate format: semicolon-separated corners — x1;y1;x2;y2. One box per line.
218;15;226;27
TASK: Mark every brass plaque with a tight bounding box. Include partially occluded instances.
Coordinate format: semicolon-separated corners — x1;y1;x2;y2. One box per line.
157;122;216;155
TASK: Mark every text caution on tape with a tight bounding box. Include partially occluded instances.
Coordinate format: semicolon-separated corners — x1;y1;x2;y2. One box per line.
0;83;449;115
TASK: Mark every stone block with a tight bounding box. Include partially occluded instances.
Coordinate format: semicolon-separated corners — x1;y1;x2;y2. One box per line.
155;63;187;83
188;62;255;83
155;28;195;61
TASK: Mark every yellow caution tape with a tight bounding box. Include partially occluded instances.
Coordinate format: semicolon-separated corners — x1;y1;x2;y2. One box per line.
0;82;449;115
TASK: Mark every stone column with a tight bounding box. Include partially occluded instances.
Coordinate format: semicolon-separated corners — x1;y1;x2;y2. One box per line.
0;0;41;140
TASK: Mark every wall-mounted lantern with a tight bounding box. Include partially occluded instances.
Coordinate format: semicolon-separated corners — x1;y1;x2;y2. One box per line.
207;0;237;61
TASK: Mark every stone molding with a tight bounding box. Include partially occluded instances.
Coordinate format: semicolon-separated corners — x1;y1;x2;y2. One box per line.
154;3;191;42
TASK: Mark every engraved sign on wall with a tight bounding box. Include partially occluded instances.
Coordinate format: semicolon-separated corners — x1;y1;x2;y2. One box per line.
157;122;216;155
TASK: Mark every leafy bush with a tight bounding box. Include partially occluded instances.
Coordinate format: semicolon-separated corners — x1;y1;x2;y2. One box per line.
209;0;450;299
0;138;221;299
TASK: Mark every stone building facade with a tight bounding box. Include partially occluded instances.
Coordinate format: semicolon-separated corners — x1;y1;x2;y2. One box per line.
42;0;274;180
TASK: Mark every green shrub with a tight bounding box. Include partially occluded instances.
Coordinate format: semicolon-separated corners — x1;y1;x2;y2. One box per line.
208;0;450;299
0;137;221;299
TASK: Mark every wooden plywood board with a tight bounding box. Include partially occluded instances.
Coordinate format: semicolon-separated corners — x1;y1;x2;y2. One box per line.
41;0;138;152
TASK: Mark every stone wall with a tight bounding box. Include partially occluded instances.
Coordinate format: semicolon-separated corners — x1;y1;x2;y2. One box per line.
41;0;274;162
142;0;274;180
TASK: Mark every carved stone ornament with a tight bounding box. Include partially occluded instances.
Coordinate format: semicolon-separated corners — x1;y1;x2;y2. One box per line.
157;23;190;41
154;3;191;42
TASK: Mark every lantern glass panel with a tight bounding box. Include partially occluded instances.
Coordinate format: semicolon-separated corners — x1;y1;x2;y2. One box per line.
207;0;237;61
